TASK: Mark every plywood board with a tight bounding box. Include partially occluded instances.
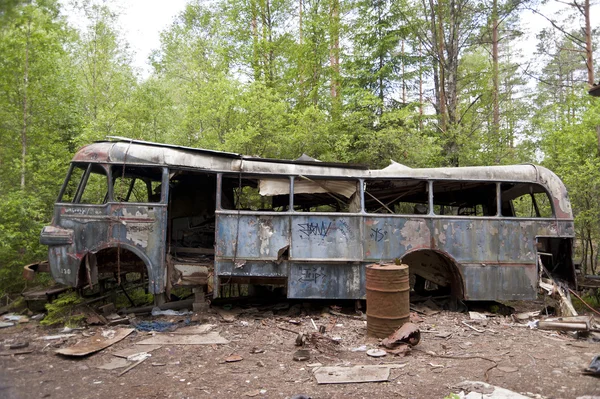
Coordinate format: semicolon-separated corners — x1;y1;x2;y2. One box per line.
136;332;229;345
313;365;390;384
55;328;134;357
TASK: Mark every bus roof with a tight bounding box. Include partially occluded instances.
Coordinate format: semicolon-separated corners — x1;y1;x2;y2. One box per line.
71;137;572;218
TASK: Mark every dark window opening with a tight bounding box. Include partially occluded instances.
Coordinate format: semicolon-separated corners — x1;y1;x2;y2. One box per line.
112;166;163;203
501;183;553;218
433;181;497;216
365;179;429;214
221;175;289;211
169;172;217;251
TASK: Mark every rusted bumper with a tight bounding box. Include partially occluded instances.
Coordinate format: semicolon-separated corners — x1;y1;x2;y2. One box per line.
23;260;50;281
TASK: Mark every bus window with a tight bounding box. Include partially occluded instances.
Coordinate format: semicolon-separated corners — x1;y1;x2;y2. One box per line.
112;166;163;203
501;183;553;218
365;179;428;214
433;181;496;216
293;177;359;213
59;163;108;204
79;165;108;204
59;164;85;203
221;175;289;211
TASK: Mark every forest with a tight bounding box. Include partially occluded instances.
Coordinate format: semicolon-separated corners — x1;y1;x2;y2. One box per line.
0;0;599;295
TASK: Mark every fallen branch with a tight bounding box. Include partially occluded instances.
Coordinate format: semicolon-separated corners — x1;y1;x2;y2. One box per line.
414;349;498;381
569;288;600;317
276;325;299;335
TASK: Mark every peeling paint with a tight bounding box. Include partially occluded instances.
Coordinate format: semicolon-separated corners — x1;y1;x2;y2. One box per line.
400;221;430;249
259;221;274;256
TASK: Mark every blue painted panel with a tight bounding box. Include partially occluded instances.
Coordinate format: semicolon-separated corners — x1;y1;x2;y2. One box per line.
433;219;500;263
287;262;365;299
461;263;537;300
363;217;430;261
290;216;362;260
215;214;290;260
215;260;288;278
498;220;537;263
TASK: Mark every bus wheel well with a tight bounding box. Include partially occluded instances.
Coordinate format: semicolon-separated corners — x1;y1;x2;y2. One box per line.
400;250;465;299
76;246;150;288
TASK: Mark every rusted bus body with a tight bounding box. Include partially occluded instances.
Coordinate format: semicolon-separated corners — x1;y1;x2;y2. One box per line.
40;138;576;302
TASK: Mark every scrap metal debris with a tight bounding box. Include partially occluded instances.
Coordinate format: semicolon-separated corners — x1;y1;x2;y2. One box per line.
136;331;229;345
381;322;420;348
55;328;134;357
313;365;391;384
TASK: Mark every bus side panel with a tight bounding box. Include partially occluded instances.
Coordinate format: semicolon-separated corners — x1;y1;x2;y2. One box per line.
110;204;167;294
363;217;430;260
215;214;291;260
431;219;500;263
287;262;365;299
290;216;362;260
461;263;537;300
498;220;538;263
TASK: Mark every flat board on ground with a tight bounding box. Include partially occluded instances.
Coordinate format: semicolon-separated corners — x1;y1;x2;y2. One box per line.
136;331;229;345
55;328;135;357
313;365;391;384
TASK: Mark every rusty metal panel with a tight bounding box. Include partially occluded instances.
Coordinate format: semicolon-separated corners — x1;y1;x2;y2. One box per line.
215;214;290;260
287;262;365;299
432;219;500;263
364;217;430;261
461;263;537;300
45;203;167;294
215;260;288;278
498;220;537;263
290;216;362;260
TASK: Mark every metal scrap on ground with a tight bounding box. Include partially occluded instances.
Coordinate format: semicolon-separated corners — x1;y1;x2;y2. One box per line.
55;328;134;357
136;331;229;345
313;365;391;384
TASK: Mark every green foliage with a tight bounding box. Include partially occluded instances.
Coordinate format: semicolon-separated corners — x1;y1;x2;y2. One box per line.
41;291;85;327
115;288;153;309
571;290;600;313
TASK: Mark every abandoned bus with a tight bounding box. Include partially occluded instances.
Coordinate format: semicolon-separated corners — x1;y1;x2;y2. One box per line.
39;138;576;303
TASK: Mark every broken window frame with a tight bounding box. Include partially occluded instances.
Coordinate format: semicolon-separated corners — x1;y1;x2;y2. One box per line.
291;175;361;213
363;178;430;215
217;173;292;213
500;182;555;218
431;180;499;218
57;162;110;204
109;165;168;204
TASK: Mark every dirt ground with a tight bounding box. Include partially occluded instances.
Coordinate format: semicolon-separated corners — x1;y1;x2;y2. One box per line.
1;300;599;399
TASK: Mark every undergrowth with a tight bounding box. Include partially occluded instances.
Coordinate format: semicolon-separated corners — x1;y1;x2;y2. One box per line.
572;289;600;313
41;291;85;327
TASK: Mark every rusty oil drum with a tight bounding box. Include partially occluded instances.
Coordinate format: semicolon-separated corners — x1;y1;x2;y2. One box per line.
366;263;410;338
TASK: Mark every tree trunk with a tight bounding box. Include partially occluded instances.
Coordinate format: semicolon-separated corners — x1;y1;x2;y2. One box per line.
329;0;340;116
492;0;500;163
584;0;594;86
21;19;31;191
